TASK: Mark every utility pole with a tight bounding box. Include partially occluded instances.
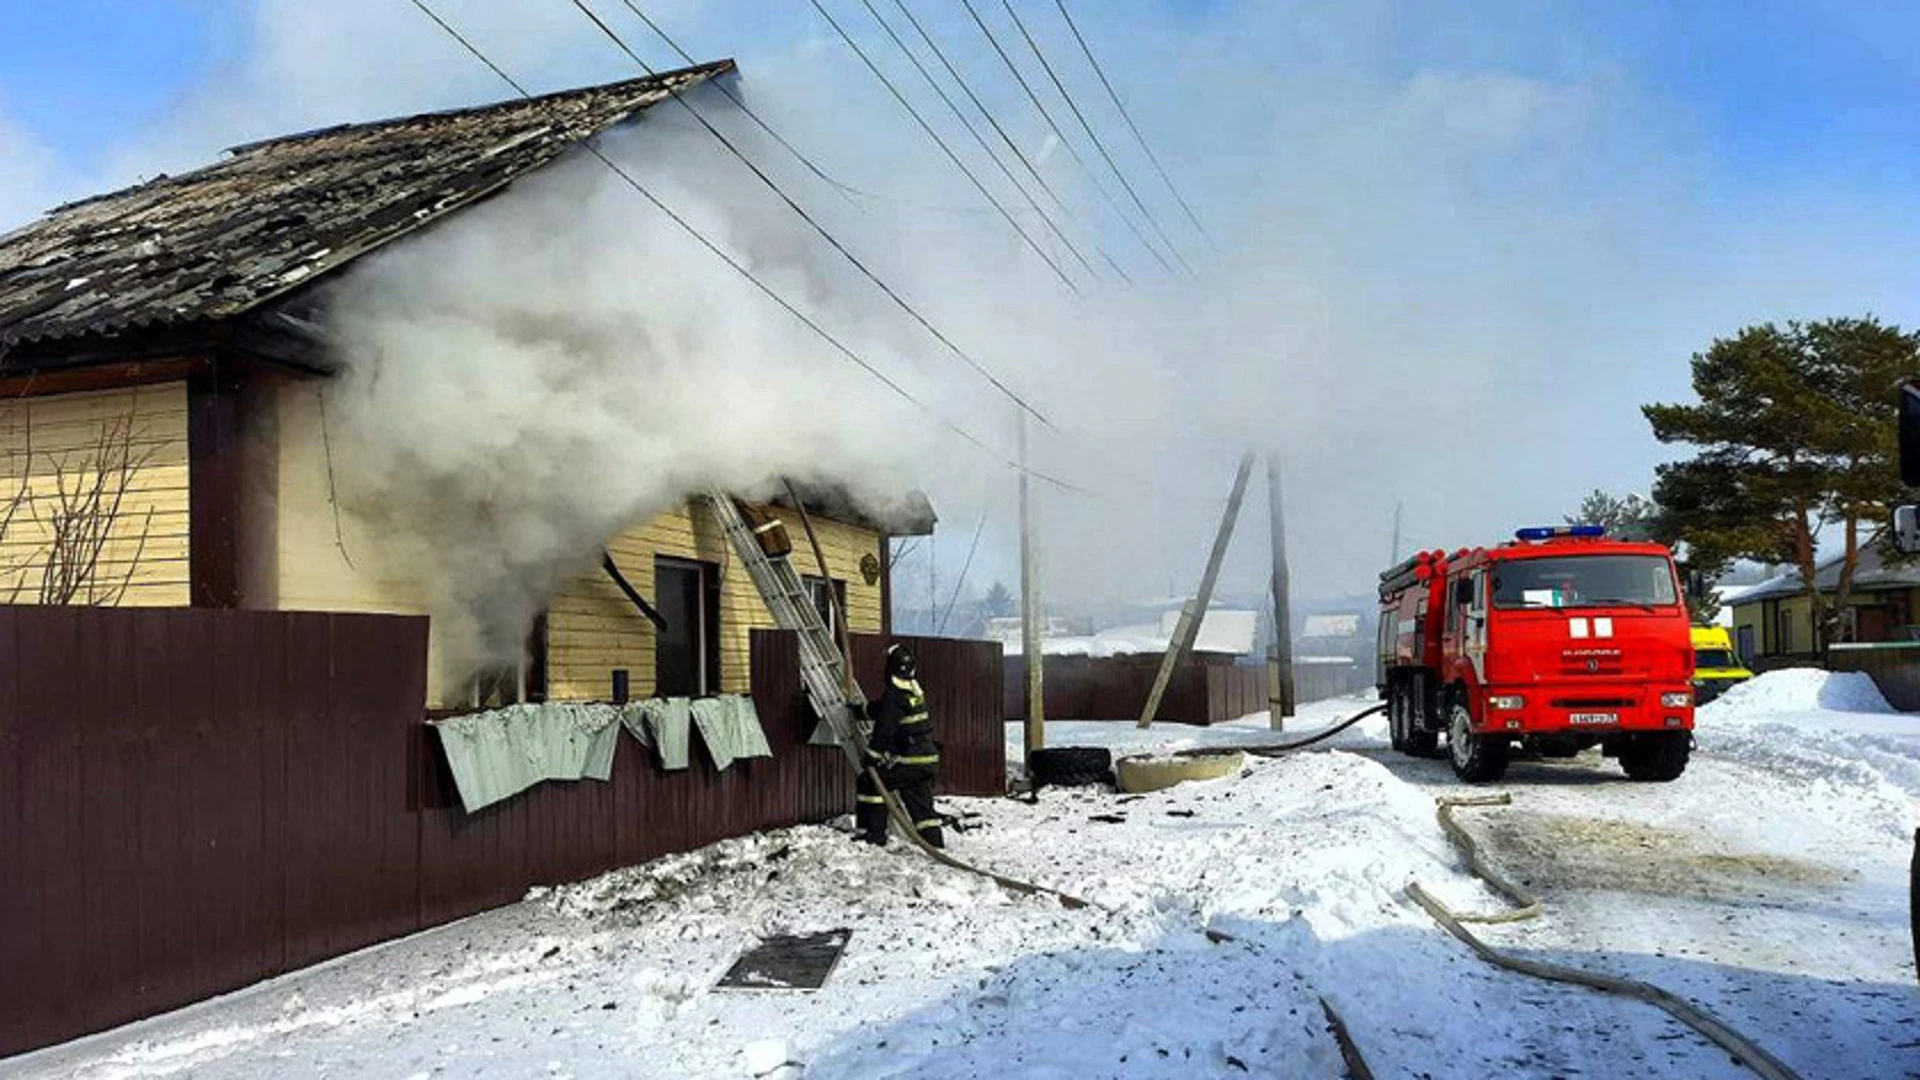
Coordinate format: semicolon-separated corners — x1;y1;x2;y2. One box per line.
1138;454;1255;729
1268;454;1295;730
1390;501;1404;565
1019;412;1045;760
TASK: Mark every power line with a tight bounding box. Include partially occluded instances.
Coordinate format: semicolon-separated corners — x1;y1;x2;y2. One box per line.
612;0;1062;222
568;0;1058;429
937;510;988;634
953;0;1177;276
807;0;1080;293
883;0;1130;283
404;0;1086;492
994;0;1194;275
1053;0;1213;249
603;0;867;206
852;0;1106;284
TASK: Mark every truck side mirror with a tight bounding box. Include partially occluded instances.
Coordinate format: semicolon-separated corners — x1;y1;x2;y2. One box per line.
1895;505;1920;556
1453;579;1474;606
1901;379;1920;487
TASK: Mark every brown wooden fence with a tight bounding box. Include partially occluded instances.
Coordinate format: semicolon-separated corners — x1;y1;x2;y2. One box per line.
1002;653;1266;725
1;608;878;1058
1826;643;1920;711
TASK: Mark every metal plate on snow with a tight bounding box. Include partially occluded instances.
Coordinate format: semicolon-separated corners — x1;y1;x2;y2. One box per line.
714;929;851;992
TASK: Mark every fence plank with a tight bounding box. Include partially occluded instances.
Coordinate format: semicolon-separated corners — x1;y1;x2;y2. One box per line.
3;608;935;1058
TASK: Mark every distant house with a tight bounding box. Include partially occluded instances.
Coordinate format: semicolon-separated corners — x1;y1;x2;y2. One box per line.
1300;613;1361;641
0;64;934;708
993;609;1257;659
1726;546;1920;660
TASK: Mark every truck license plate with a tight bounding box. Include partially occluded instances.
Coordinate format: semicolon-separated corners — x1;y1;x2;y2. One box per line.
1569;712;1616;726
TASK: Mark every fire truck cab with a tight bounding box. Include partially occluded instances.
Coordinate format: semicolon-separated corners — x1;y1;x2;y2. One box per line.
1377;526;1695;783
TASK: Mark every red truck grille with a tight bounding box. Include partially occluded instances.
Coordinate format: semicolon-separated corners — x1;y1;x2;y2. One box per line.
1550;697;1636;709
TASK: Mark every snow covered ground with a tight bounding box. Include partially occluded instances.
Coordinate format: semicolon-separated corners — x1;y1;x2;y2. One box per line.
5;677;1917;1079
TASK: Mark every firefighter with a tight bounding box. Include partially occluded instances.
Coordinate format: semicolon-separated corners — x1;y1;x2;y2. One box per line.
853;643;943;849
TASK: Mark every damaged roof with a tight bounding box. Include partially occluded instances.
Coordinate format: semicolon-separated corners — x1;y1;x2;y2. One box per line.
773;480;938;538
0;60;733;359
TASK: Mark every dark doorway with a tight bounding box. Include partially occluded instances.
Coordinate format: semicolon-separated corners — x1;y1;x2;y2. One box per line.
656;557;719;697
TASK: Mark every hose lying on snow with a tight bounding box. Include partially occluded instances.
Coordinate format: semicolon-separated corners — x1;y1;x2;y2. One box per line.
1318;997;1376;1080
873;703;1391;909
1173;703;1387;760
1409;797;1802;1080
873;780;1089;910
1431;795;1543;924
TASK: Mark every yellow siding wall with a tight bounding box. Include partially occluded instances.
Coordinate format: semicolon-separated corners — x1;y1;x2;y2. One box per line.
1731;591;1909;656
547;502;884;701
271;380;444;691
0;383;191;606
1732;607;1761;657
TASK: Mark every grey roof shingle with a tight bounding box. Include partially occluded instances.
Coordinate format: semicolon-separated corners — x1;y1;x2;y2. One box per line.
0;60;732;360
1728;543;1920;604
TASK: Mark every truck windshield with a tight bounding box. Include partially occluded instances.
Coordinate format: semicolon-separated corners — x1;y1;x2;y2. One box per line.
1696;648;1739;669
1491;555;1679;610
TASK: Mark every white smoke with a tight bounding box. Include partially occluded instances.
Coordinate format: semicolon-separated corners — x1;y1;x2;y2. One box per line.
17;0;1920;655
319;105;961;673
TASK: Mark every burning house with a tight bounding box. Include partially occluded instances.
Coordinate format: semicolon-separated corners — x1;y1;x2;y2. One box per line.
0;61;935;708
0;63;1011;1057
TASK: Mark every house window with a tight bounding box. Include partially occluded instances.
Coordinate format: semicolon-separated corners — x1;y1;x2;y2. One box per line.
655;557;720;697
804;575;848;637
1736;625;1755;663
468;611;549;708
1776;606;1794;654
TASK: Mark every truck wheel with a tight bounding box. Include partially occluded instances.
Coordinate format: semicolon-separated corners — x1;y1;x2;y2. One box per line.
1448;698;1508;783
1404;724;1441;759
1387;685;1408;753
1619;732;1690;781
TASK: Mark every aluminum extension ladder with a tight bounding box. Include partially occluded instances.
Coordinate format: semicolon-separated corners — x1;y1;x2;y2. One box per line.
706;491;868;768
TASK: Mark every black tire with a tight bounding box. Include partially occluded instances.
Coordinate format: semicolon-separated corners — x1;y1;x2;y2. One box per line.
1620;732;1690;781
1387;685;1408;753
1448;697;1509;783
1405;725;1442;759
1029;746;1114;788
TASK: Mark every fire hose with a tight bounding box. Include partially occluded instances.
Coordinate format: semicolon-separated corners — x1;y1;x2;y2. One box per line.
1408;795;1803;1080
1172;703;1386;760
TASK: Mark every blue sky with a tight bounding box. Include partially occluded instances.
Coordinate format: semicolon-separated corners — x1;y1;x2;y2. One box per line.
6;1;1920;196
4;1;1919;603
0;1;232;164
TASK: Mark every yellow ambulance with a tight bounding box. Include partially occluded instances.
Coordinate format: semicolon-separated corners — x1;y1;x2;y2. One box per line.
1691;626;1754;704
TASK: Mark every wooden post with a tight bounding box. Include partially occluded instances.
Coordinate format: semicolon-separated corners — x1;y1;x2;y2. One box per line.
1138;454;1255;729
1269;454;1296;729
1020;413;1045;758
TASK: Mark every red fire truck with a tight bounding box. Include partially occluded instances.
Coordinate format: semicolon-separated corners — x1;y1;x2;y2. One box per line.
1376;525;1696;783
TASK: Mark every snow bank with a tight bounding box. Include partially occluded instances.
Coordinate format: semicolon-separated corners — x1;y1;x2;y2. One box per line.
1698;669;1920;820
1707;667;1892;715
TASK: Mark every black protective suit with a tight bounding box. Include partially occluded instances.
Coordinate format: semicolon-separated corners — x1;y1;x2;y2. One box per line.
855;645;942;848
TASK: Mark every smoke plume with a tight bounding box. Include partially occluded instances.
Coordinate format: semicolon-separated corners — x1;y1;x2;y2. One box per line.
13;0;1920;666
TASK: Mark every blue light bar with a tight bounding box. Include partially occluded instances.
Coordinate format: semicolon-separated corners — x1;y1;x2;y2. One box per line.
1516;525;1606;541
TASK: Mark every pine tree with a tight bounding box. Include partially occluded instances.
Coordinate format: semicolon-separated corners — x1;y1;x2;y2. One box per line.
982;581;1014;619
1645;317;1918;648
1566;489;1657;538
